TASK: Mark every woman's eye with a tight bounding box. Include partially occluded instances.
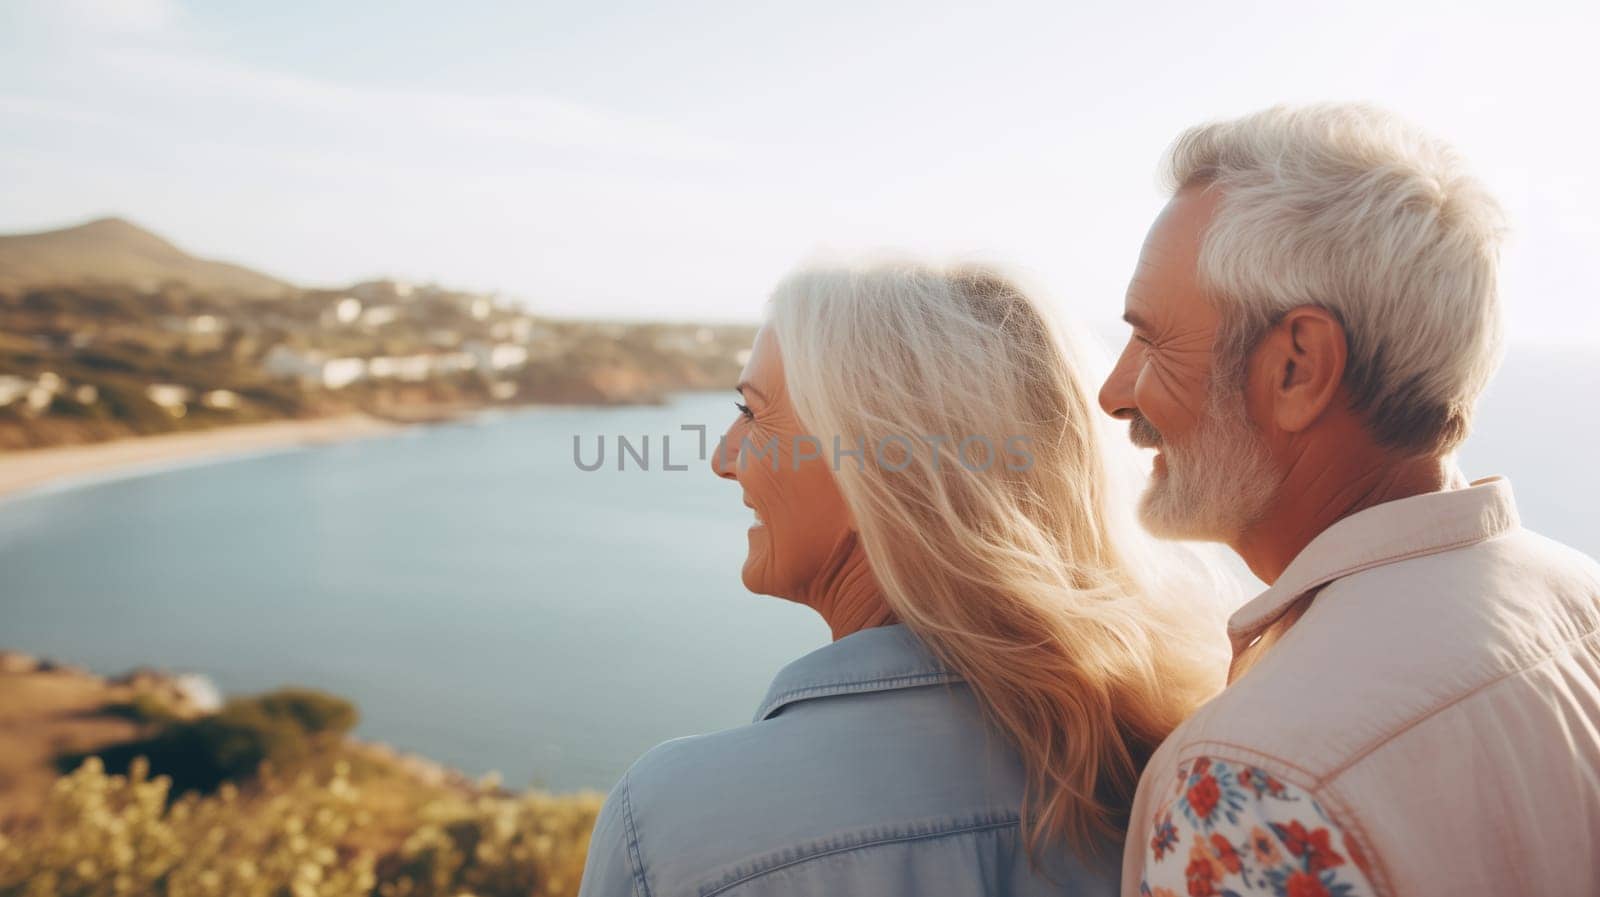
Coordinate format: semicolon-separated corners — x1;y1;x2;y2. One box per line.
735;401;753;420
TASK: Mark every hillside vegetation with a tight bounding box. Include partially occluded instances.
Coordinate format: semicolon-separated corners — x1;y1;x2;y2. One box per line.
0;218;290;299
0;658;603;897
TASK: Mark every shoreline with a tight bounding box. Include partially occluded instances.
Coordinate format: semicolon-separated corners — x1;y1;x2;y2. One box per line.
0;413;412;503
0;391;719;505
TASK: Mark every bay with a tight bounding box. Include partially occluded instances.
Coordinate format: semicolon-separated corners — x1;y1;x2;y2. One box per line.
0;394;828;791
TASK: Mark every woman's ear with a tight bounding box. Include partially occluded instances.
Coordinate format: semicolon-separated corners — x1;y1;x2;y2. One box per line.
1251;306;1349;434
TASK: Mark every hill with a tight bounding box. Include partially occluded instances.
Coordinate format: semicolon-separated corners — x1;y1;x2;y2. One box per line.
0;217;291;298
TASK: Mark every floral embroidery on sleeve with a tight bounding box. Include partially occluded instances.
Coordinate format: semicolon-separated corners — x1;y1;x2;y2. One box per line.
1137;756;1377;897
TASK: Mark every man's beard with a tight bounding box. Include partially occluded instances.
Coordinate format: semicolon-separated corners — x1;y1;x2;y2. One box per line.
1129;384;1280;543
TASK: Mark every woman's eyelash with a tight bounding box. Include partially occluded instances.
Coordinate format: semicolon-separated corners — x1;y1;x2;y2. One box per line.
735;402;753;419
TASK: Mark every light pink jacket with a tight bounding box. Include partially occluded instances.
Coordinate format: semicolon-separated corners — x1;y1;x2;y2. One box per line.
1123;477;1600;895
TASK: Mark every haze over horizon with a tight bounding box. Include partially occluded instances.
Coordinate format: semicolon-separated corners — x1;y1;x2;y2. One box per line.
2;0;1596;339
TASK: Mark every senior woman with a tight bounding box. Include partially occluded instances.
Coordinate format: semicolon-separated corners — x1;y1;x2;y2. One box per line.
578;259;1230;897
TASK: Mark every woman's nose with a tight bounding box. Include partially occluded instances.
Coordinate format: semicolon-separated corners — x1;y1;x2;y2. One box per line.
711;425;740;480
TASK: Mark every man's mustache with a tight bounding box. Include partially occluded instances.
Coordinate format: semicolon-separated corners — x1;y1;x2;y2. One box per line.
1128;414;1163;449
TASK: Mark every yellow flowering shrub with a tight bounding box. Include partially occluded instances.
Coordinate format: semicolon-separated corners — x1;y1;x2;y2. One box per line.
0;757;374;897
376;777;604;897
0;758;603;897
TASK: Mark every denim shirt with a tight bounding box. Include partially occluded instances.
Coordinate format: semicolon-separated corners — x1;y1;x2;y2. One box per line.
577;623;1119;897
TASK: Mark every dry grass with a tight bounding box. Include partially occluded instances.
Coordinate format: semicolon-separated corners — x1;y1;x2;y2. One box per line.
0;667;149;826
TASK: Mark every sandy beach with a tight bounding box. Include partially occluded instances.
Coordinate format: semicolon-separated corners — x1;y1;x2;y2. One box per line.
0;414;406;502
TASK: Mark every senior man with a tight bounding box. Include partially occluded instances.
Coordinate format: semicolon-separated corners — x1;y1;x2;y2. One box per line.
1100;103;1600;897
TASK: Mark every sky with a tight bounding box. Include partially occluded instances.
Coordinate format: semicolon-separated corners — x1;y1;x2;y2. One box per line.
1;0;1596;339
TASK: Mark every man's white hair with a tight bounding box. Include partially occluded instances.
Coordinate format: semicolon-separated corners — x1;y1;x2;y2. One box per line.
1165;103;1507;454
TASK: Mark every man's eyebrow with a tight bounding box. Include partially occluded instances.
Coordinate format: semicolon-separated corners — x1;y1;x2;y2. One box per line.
1122;310;1153;331
736;382;768;402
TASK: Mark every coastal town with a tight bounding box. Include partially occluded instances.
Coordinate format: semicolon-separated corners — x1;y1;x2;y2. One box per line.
0;219;756;453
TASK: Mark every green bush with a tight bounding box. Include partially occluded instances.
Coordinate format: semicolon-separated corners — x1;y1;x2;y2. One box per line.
69;688;358;796
255;688;359;736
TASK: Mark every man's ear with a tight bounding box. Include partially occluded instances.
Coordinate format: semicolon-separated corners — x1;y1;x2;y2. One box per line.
1250;306;1348;433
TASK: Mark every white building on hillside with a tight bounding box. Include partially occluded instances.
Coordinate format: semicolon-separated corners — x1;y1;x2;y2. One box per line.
463;340;529;372
263;346;367;389
146;383;192;416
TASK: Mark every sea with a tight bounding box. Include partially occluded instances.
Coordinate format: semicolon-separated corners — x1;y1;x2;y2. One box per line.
1;344;1596;793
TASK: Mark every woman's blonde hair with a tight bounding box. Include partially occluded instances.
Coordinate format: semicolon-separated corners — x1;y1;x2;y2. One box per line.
767;257;1232;861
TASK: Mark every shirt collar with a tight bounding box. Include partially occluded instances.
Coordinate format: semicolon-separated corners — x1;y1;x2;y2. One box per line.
754;622;962;722
1227;475;1521;654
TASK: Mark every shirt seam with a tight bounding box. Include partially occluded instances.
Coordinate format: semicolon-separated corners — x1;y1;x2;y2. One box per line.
757;670;961;719
620;770;651;897
1324;622;1600;781
698;816;1019;896
1293;780;1397;897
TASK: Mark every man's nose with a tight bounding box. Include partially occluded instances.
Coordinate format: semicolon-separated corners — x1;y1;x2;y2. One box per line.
1099;344;1139;421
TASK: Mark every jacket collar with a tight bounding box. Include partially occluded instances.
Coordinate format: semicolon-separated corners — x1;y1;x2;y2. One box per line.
1227;476;1521;655
754;622;962;722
